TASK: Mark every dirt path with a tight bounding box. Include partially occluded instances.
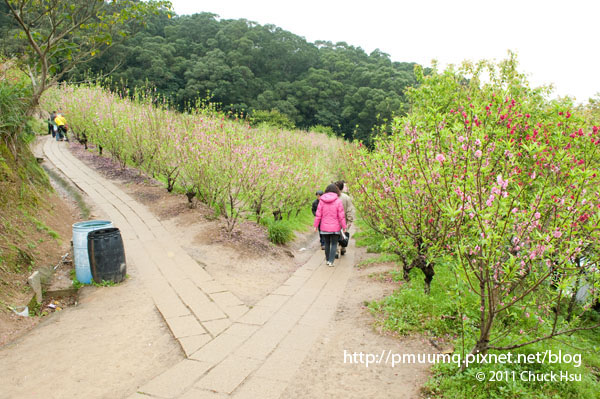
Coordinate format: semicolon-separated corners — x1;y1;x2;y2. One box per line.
283;256;435;398
0;142;182;399
0;137;434;398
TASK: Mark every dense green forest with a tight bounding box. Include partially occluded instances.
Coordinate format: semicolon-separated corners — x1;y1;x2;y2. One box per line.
0;4;419;143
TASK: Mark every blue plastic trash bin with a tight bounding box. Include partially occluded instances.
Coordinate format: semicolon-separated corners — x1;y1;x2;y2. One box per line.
72;220;113;284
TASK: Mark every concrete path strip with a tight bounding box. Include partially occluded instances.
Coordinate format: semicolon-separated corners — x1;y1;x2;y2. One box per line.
44;137;355;398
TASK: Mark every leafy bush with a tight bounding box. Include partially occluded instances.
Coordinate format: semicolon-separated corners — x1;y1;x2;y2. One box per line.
249;109;295;130
267;221;294;244
310;124;335;137
0;59;32;153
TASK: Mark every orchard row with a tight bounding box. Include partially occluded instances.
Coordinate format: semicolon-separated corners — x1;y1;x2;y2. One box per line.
43;85;346;231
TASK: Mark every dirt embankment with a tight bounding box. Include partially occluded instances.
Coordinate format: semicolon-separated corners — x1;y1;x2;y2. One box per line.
0;138;81;346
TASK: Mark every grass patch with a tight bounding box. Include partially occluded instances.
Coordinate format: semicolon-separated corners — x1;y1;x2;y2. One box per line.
267;221;294;244
369;264;474;337
353;218;390;253
260;206;314;244
425;337;600;399
69;268;125;288
357;253;402;268
367;251;600;399
22;209;61;241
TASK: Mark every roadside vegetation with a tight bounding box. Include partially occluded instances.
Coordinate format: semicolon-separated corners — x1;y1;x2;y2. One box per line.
41;84;346;243
0;59;70;318
350;55;600;398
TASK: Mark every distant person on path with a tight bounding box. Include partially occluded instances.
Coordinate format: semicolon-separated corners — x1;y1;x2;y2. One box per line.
335;180;355;256
54;110;68;141
311;190;325;250
47;110;57;137
313;183;347;267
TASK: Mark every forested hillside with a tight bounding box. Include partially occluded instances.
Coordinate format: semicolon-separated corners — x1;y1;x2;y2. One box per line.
0;6;419;143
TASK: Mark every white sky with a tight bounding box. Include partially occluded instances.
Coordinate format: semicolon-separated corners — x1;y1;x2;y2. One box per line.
170;0;599;104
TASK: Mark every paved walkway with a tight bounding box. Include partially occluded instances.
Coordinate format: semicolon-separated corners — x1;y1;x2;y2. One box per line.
43;137;355;398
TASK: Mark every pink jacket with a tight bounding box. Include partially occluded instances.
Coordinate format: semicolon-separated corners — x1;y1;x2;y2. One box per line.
314;192;347;233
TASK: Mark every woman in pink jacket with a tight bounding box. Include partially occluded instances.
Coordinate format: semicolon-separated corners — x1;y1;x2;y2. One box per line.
313;183;347;266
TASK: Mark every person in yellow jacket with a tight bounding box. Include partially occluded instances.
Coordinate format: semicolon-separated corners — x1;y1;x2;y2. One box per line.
54;111;68;141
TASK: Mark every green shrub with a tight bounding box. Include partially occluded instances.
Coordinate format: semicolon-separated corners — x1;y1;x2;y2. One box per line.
310;124;336;137
267;221;294;244
249;109;295;130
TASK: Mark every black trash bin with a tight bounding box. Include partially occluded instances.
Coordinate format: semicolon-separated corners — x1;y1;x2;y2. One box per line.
87;227;126;284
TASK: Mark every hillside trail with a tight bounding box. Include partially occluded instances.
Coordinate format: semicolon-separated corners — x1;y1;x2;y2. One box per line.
0;136;434;398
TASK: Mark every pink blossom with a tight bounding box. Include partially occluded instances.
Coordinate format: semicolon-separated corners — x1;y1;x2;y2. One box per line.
474;150;482;158
435;153;446;163
496;174;508;189
553;229;562;238
458;135;466;143
475;139;481;146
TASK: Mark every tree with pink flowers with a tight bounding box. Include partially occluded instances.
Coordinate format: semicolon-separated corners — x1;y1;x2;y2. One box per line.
42;83;345;235
349;55;600;356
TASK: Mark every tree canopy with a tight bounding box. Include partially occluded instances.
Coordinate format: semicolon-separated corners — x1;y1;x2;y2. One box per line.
1;8;419;143
0;0;171;109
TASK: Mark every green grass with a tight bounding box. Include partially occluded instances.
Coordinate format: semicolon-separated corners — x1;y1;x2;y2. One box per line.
370;263;600;399
91;279;119;287
22;209;60;241
70;268;125;288
426;337;600;399
357;221;600;399
260;206;314;244
357;253;402;268
70;269;84;289
369;262;476;337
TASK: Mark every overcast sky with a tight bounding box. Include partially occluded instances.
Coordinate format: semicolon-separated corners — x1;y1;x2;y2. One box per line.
170;0;599;104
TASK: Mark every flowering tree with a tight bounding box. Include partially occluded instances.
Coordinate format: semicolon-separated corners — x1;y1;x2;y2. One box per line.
3;0;171;109
443;95;600;356
348;134;444;294
350;55;600;356
43;84;344;234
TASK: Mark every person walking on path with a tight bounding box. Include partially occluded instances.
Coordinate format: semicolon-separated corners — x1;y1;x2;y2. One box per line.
48;110;57;137
335;180;355;256
54;110;68;141
311;190;326;250
313;184;347;266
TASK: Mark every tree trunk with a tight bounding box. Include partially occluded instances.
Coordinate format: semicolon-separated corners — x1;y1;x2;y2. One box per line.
422;263;435;295
412;255;434;295
566;258;583;322
186;191;196;208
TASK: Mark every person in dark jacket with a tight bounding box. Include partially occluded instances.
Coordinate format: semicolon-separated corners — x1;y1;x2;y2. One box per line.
313;184;347;266
335;180;355;256
312;190;325;250
48;110;57;137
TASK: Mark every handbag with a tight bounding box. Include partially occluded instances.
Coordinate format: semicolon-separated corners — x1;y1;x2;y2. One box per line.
338;231;350;247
